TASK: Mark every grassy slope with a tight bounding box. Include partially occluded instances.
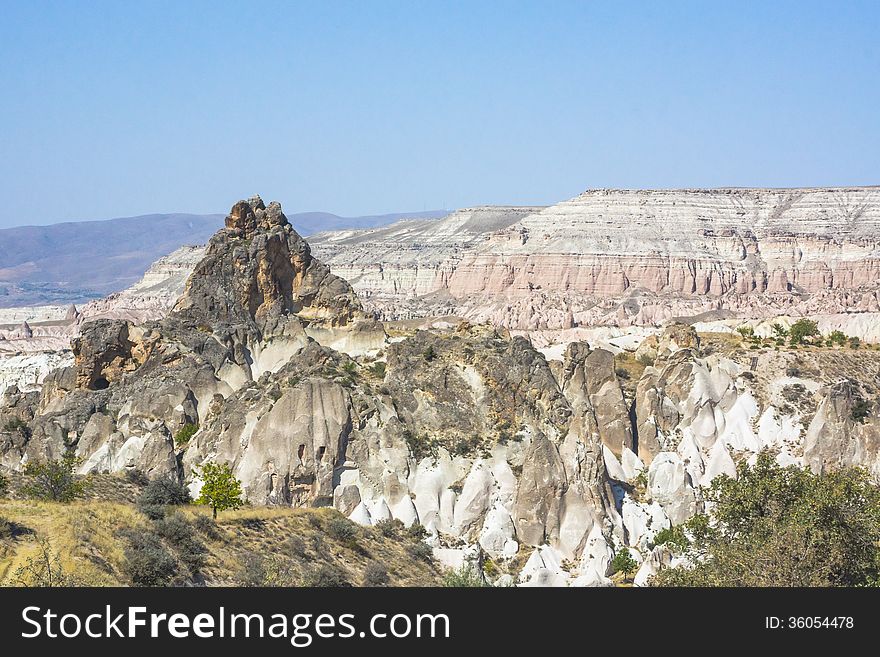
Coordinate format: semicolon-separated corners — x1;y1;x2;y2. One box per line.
0;497;442;587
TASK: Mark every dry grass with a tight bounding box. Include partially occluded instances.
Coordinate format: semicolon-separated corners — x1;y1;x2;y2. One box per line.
0;500;442;587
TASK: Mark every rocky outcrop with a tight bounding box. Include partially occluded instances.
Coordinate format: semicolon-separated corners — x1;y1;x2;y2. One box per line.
311;187;880;329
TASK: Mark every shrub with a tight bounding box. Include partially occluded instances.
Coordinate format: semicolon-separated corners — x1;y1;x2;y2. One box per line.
0;471;8;498
174;423;199;446
636;354;655;366
362;561;389;587
0;515;12;539
11;539;80;586
3;417;30;437
614;367;631;380
406;541;434;563
194;462;244;519
327;516;359;548
374;518;403;538
789;318;819;345
22;452;88;502
423;345;436;362
405;523;428;541
238;552;294;587
124;468;149;487
121;530;178;586
828;330;847;346
849;336;861;349
304;564;352;587
284;535;307;558
771;323;788;339
652;525;688;552
193;513;220;539
368;362;387;379
736;326;755;339
653;452;880;587
154;514;207;574
785;366;801;378
138;474;191;509
851;399;871;424
443;565;487;587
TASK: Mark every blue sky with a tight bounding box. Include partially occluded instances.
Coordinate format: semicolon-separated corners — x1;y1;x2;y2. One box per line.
1;0;878;227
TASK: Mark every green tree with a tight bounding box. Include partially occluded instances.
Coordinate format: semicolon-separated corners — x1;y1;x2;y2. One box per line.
771;323;789;339
22;452;88;502
828;330;847;346
194;462;243;519
653;452;880;587
611;548;638;582
788;319;820;346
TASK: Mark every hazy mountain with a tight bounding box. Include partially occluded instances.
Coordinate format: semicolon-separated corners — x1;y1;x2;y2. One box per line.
0;209;446;307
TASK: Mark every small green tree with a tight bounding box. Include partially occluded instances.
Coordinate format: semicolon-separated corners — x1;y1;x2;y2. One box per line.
173;423;199;446
611;548;638;582
194;462;243;519
22;452;88;502
736;326;755;340
828;330;847;346
788;318;819;346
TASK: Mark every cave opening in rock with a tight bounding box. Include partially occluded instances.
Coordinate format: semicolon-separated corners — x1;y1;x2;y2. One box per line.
92;377;110;390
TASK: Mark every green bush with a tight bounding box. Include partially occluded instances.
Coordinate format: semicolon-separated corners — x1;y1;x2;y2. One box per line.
788;318;820;345
124;468;149;487
423;345;436;362
0;471;8;498
653;452;880;587
374;518;403;537
154;513;207;574
849;336;861;349
828;330;847;346
443;565;488;587
652;525;688;552
22;452;88;502
174;423;199;446
327;516;359;548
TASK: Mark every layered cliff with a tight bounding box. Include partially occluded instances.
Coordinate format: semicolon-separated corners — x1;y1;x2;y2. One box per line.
310;187;880;329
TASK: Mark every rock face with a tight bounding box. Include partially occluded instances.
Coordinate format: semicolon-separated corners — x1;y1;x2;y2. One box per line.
310;187;880;329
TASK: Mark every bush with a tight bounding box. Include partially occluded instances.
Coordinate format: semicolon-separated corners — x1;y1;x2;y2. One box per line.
423;345;436;362
238;552;293;586
0;471;8;498
303;564;352;587
443;565;488;587
789;318;819;345
653;452;880;587
828;330;847;346
124;468;149;487
614;367;630;380
849;336;861;349
374;518;403;537
327;516;359;548
406;541;434;563
785;366;801;378
637;354;655;366
11;539;80;587
22;452;88;502
851;399;871;424
153;513;208;573
193;513;220;539
138;474;191;510
173;423;199;446
0;515;12;539
3;417;30;437
284;535;307;558
362;561;389;587
652;525;688;552
121;531;178;586
406;523;428;541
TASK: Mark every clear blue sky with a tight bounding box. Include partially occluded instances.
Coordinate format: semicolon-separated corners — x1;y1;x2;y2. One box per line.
1;1;878;228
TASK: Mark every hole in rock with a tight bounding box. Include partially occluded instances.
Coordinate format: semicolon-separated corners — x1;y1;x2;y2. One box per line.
92;377;110;390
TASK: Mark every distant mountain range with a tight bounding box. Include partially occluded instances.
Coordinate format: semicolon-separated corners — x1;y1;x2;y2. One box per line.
0;209;446;307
